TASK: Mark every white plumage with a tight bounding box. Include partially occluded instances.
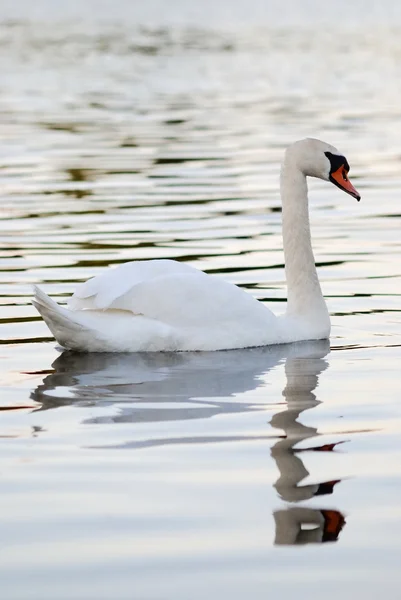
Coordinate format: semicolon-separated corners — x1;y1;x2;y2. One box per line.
33;260;280;351
32;138;360;352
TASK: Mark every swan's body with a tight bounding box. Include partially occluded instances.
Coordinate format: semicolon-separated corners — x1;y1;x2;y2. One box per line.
32;261;322;352
33;138;360;352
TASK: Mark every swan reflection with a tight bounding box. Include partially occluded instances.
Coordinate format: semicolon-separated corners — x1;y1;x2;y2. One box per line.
270;347;345;544
274;507;345;545
32;344;294;427
31;339;345;545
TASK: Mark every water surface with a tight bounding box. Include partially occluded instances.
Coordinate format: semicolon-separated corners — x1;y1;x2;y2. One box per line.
1;2;401;599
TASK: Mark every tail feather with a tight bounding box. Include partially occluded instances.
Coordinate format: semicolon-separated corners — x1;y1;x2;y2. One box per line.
32;286;96;350
33;286;83;332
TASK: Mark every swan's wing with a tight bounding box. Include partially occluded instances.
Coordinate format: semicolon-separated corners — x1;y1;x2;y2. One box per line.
69;259;205;310
69;259;273;329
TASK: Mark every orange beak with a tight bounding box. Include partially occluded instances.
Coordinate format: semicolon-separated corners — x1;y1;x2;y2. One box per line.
330;166;361;201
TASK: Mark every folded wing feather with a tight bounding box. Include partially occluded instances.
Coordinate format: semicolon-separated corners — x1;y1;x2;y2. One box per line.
67;259;273;330
68;259;205;310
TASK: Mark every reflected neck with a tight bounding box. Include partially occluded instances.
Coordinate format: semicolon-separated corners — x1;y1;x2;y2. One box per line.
280;160;327;317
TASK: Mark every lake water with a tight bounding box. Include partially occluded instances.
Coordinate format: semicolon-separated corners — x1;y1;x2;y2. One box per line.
1;2;401;599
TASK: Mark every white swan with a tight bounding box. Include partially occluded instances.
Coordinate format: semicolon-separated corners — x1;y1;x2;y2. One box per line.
32;138;360;352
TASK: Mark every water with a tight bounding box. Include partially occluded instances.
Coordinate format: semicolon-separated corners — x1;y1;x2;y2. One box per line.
1;2;401;598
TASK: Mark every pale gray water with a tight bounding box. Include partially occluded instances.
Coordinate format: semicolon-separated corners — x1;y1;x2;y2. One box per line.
1;2;401;599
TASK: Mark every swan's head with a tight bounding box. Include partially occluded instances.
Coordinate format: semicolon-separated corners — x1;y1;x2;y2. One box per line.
285;138;361;201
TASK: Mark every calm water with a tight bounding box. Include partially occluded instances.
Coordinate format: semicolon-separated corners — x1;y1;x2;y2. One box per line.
1;2;401;599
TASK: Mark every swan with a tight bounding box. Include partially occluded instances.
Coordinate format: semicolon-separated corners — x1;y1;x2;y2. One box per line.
32;138;360;352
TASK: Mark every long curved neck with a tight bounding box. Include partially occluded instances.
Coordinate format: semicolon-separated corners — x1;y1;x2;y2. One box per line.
280;160;327;316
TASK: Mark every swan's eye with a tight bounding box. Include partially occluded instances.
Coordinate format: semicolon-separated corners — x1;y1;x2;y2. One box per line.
342;169;348;180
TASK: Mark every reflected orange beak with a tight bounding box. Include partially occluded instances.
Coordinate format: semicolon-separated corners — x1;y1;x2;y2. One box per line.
330;166;361;201
321;509;346;542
